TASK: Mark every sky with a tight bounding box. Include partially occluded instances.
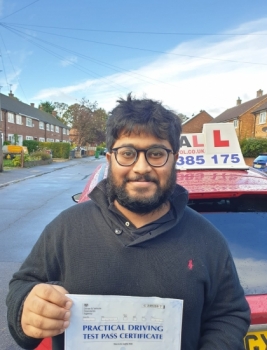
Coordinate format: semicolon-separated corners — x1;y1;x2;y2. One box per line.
0;0;267;118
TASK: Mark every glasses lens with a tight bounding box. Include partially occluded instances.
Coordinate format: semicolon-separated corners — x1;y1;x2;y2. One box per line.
146;148;168;166
116;147;137;165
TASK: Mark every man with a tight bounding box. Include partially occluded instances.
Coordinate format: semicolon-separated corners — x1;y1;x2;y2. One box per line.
7;94;250;349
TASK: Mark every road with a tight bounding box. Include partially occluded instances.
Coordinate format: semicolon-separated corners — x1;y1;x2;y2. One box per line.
0;157;106;349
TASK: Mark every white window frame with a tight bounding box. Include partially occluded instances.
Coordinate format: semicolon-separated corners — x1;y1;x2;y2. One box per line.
233;119;238;128
46;124;50;131
259;111;267;124
26;117;33;127
39;137;45;142
8;112;14;123
50;125;54;132
47;138;54;142
8;134;14;142
67;129;69;135
63;128;66;134
55;139;60;142
16;114;22;125
55;126;59;133
39;121;44;130
26;136;33;140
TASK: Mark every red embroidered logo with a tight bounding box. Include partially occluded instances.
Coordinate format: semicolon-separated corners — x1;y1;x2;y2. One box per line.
188;259;193;270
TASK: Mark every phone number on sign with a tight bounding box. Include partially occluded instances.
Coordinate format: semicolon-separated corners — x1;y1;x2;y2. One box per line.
176;154;241;166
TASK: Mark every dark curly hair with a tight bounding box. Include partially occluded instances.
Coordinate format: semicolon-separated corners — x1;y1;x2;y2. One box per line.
106;93;182;153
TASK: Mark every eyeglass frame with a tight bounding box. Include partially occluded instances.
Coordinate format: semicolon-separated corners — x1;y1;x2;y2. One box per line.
111;146;175;167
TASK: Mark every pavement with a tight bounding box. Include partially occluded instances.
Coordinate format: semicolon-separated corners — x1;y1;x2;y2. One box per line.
0;156;101;188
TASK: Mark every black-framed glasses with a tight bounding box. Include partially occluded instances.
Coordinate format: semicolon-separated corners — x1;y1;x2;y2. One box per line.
111;146;174;167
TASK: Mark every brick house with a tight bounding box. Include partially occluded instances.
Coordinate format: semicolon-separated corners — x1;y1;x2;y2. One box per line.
213;89;267;140
252;100;267;138
0;92;70;145
182;110;213;133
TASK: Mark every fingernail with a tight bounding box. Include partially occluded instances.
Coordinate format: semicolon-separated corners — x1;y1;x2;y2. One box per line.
65;301;72;309
64;311;70;320
63;321;70;328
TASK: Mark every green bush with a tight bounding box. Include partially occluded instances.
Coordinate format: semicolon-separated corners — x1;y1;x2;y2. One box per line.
39;142;70;159
30;150;51;160
240;138;267;157
3;140;11;145
23;140;39;153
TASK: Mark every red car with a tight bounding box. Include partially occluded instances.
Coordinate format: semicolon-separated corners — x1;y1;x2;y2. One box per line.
37;124;267;350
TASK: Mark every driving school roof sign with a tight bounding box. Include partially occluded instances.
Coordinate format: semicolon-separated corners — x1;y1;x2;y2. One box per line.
176;123;248;170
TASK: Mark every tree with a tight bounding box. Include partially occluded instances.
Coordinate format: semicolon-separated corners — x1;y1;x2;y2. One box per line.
53;102;69;124
177;113;188;123
70;98;107;145
38;101;55;114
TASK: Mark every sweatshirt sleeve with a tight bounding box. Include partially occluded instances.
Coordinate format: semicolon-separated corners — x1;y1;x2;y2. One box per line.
199;248;250;349
6;219;64;349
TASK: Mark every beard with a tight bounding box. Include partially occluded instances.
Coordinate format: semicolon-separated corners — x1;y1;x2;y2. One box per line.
106;162;177;215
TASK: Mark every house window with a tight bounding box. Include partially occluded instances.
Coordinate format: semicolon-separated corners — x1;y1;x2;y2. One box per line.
46;124;50;131
51;125;54;132
233;119;239;128
0;111;2;121
63;128;66;134
47;138;54;142
39;137;45;142
39;121;44;129
259;111;266;124
26;136;33;140
8;112;14;123
26;117;33;127
67;129;69;135
8;134;14;142
55;139;60;142
55;126;59;133
16;115;22;125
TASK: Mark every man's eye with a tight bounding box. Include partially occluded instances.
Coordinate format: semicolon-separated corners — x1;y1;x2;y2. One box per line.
120;150;135;158
149;150;165;158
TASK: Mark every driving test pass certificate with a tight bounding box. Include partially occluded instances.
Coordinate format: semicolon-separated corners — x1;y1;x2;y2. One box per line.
65;294;183;350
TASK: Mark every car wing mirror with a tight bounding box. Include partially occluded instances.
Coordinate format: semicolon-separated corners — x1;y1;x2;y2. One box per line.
72;193;82;203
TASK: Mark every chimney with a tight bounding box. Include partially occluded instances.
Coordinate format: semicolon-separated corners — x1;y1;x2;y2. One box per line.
39;105;43;110
30;103;35;107
52;110;57;117
257;89;263;97
9;90;14;98
236;97;242;106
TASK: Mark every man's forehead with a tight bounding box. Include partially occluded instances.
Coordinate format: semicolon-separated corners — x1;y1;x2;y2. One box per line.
114;131;171;148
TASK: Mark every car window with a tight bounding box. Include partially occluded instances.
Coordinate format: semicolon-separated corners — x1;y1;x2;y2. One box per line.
255;155;267;161
188;195;267;295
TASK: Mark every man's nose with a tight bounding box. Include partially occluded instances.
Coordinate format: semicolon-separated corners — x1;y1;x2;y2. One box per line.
132;151;152;173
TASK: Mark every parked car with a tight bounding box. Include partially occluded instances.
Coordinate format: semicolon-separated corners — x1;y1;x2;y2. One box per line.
37;124;267;350
253;153;267;172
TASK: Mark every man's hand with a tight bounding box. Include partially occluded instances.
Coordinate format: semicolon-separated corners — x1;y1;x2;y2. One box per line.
21;284;73;339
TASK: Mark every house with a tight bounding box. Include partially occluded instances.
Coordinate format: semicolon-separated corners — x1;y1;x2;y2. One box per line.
182;110;213;133
213;89;267;140
0;92;70;146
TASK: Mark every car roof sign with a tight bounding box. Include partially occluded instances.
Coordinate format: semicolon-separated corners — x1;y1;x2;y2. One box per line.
177;123;249;170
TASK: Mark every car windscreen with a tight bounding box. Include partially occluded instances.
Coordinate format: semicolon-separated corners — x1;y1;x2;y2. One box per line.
255;155;267;162
188;195;267;295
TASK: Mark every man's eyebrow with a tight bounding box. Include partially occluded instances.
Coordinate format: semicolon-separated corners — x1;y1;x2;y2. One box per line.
114;143;169;149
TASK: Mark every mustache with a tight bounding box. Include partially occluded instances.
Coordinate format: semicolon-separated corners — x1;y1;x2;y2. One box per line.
125;174;159;183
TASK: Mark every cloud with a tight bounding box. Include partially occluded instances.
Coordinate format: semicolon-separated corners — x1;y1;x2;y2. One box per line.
60;56;78;67
32;17;267;116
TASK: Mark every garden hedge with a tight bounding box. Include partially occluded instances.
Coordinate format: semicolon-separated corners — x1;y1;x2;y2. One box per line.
23;140;71;159
240;138;267;157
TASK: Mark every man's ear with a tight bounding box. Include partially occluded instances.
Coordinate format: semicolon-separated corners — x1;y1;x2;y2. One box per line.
174;152;179;162
106;152;111;163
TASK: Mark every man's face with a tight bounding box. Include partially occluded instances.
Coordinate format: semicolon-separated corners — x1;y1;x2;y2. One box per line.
106;132;178;214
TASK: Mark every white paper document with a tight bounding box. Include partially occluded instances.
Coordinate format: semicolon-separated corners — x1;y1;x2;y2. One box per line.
65;294;183;350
